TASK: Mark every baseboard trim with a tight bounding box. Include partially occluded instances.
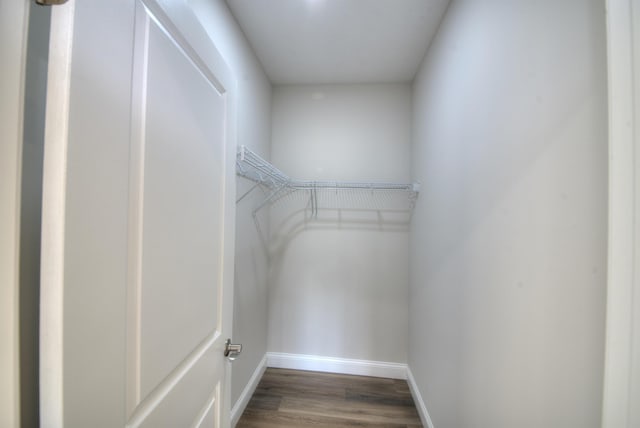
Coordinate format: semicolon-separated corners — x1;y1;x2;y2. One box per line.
230;354;267;427
266;352;407;380
406;366;435;428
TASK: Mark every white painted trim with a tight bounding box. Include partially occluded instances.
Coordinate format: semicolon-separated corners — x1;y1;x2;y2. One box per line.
406;367;435;428
266;352;407;380
602;0;640;427
230;354;267;427
39;2;75;426
0;0;29;426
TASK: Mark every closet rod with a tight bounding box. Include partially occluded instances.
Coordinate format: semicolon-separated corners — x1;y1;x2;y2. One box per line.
290;180;417;191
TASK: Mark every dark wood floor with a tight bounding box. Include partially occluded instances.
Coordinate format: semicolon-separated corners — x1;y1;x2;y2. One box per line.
236;368;423;427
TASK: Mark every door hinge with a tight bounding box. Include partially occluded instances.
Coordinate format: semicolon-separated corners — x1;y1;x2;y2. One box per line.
36;0;68;5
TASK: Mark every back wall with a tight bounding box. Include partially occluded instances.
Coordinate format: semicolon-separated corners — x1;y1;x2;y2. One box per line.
268;84;412;364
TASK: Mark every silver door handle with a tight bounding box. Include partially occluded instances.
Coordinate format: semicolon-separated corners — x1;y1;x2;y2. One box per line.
224;339;242;361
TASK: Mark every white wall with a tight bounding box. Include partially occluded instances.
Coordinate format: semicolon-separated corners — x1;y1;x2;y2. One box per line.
268;84;411;364
409;1;608;427
189;0;272;407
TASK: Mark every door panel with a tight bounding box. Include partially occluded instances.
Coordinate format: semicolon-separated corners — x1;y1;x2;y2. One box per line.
135;5;226;401
40;1;236;426
196;399;218;428
136;347;219;427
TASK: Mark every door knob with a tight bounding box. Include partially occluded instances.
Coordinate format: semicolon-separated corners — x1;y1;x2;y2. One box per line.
224;339;242;361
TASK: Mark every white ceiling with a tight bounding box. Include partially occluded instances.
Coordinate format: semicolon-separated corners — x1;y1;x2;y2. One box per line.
225;0;450;85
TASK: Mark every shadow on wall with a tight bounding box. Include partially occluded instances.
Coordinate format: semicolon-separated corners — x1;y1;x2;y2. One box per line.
264;185;412;360
264;188;413;310
260;187;413;254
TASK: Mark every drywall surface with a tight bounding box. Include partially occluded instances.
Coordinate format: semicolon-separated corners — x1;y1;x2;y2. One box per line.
409;1;607;427
189;0;272;407
268;84;411;364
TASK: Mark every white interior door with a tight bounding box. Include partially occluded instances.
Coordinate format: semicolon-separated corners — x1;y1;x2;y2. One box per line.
40;0;237;426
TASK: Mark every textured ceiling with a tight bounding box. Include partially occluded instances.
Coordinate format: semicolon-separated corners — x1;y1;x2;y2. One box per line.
226;0;450;84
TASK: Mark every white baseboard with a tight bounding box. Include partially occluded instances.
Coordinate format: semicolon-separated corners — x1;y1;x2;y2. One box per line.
260;354;434;426
230;354;267;427
236;354;432;427
406;366;435;428
266;352;407;380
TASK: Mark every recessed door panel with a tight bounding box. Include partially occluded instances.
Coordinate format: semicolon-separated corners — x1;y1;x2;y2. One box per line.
137;11;225;399
137;346;219;428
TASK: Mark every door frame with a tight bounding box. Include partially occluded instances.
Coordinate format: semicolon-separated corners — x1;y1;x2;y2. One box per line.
601;0;640;426
2;1;638;426
0;0;29;427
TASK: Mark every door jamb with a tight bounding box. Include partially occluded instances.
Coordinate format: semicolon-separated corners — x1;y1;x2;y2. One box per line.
602;0;640;426
0;0;29;427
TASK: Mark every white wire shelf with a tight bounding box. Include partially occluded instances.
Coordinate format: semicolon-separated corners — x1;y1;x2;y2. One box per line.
236;144;290;188
236;145;419;213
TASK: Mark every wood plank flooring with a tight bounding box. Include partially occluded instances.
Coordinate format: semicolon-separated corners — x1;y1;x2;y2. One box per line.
236;368;423;427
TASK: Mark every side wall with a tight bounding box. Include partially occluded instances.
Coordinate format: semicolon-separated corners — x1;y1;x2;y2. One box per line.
409;1;608;427
268;84;411;365
189;0;272;407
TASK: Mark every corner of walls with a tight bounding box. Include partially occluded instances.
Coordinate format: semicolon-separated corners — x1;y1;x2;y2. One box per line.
187;0;273;411
409;35;451;428
406;366;435;428
409;8;459;423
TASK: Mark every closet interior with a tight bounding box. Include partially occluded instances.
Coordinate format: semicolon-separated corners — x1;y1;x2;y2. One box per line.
216;0;609;427
6;0;612;426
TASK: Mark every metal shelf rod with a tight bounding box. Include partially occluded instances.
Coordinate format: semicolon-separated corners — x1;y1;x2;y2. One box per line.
236;145;420;209
290;181;416;191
